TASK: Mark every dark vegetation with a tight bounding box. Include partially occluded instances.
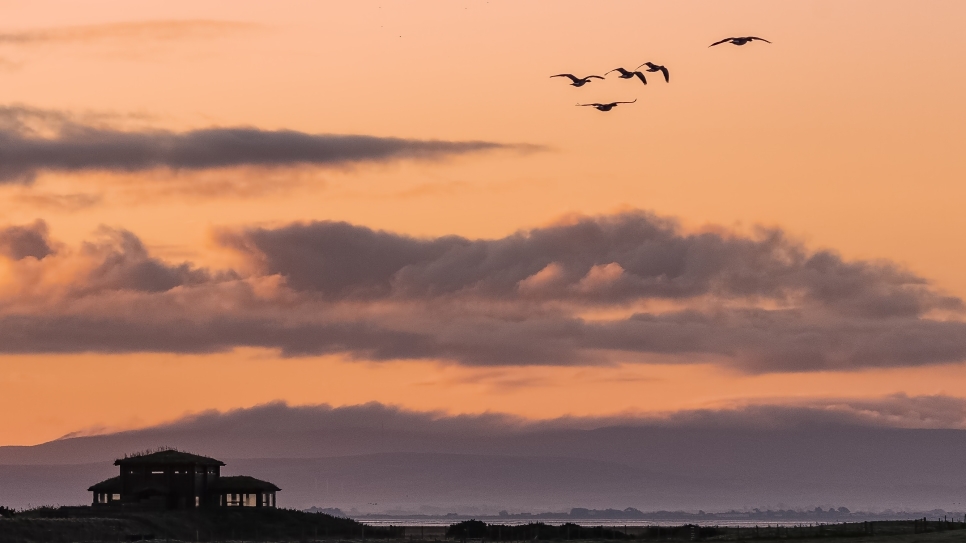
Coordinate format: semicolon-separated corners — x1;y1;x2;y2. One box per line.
447;521;642;540
0;505;394;542
445;519;966;542
441;507;950;523
2;507;966;542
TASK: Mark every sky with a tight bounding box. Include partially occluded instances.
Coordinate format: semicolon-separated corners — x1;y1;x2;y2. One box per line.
1;0;966;445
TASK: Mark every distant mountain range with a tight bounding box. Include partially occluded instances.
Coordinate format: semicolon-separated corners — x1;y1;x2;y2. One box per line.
2;402;965;512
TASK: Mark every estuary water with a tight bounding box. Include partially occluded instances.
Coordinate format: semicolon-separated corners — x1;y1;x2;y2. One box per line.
354;518;858;528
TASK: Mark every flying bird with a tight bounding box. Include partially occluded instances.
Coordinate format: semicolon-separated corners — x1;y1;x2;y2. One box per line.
636;62;669;83
709;36;771;47
550;73;605;87
605;67;647;85
577;99;637;112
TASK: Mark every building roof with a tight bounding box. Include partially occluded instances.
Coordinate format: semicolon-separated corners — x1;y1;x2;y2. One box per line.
88;476;122;492
211;476;281;492
114;449;225;466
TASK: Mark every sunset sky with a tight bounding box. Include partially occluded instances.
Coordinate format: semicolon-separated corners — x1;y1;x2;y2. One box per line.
2;0;966;445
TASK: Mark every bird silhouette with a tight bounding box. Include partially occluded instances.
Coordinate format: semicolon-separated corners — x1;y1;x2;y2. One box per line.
709;36;771;47
636;62;669;83
551;73;605;87
604;67;647;85
577;99;637;112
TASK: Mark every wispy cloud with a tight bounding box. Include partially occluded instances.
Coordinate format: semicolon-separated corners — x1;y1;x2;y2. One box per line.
0;106;533;184
12;191;103;212
0;20;259;46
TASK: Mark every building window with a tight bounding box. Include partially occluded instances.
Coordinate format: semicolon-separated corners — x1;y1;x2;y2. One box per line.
195;496;200;507
111;494;121;501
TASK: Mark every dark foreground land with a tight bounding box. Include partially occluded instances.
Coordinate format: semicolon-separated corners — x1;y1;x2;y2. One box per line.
0;506;386;542
1;510;965;543
444;521;966;543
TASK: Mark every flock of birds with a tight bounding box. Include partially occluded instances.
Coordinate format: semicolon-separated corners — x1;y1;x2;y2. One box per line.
552;36;771;112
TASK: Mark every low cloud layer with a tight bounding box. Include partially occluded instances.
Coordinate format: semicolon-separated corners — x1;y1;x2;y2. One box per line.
4;399;965;512
1;211;964;372
0;106;522;183
141;395;966;435
5;396;966;465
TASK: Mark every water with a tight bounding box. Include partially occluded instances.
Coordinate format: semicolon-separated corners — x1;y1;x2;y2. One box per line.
354;518;853;528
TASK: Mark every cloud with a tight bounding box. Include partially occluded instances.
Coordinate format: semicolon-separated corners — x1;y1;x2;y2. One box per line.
133;395;966;434
6;399;966;512
0;220;54;260
1;212;965;373
11;191;103;212
21;396;966;451
222;211;960;318
156;401;534;437
799;394;966;430
78;227;235;294
0;20;259;46
0;106;529;183
2;295;964;371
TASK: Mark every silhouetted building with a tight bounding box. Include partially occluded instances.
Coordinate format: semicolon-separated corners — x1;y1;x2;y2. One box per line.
88;449;280;510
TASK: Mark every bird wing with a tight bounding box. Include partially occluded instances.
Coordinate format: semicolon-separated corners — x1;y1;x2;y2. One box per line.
634;62;648;71
604;69;621;76
709;38;733;47
615;99;637;105
576;103;602;107
748;36;772;43
632;72;647;84
659;66;669;82
586;75;605;79
551;74;578;82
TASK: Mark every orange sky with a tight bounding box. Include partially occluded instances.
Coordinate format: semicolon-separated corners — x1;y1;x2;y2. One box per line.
1;0;965;445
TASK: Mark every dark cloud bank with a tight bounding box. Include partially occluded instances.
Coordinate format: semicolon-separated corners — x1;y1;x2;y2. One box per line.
1;401;965;511
224;213;959;317
2;211;965;372
0;106;521;183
